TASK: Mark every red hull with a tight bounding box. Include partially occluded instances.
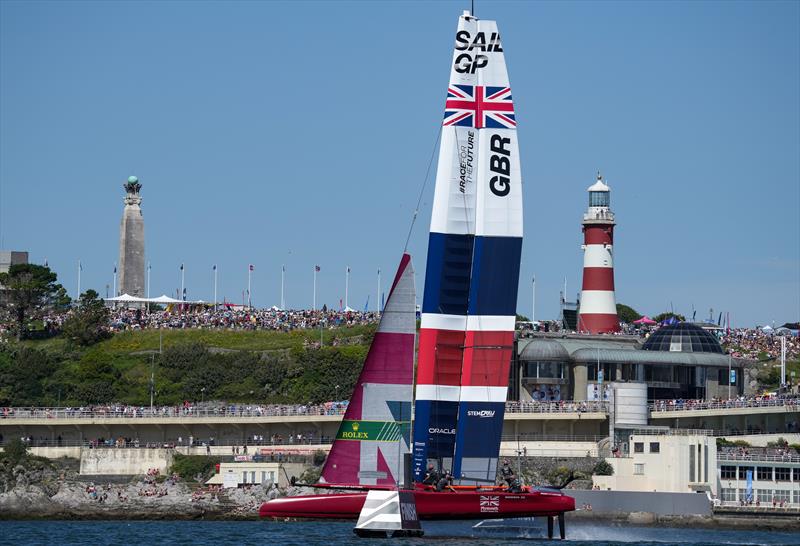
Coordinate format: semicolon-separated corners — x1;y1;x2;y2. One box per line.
259;487;575;521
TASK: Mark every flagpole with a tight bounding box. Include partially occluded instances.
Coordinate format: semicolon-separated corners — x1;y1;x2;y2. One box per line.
281;265;285;310
113;263;117;298
532;274;536;325
147;262;151;313
248;266;252;309
377;268;381;313
77;260;81;298
180;264;185;303
213;266;218;311
313;267;317;311
345;266;350;310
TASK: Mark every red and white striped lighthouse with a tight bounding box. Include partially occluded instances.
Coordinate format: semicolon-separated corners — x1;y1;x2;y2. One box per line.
578;173;620;333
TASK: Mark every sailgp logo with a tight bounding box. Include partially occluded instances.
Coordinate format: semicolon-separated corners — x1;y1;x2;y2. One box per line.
428;427;456;435
467;410;495;418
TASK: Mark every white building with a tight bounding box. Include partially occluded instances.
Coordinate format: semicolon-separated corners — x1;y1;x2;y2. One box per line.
594;431;718;495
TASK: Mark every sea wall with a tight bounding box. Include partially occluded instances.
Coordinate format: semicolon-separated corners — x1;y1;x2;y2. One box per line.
79;448;174;475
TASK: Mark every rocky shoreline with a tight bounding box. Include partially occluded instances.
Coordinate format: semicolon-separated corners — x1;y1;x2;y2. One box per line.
2;459;798;531
0;457;278;520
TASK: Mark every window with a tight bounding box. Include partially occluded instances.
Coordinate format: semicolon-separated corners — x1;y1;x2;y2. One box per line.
242;471;248;484
634;463;645;475
689;446;695;482
794;491;800;505
757;467;773;481
634;442;644;453
738;489;749;503
649;442;660;453
774;490;790;503
756;489;772;503
738;466;754;480
794;467;800;482
717;368;729;386
721;488;736;502
720;466;736;480
775;467;790;481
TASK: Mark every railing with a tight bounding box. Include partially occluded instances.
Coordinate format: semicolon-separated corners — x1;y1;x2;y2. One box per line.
504;401;609;414
717;452;800;464
649;398;798;413
0;406;348;420
2;433;606;449
0;401;610;421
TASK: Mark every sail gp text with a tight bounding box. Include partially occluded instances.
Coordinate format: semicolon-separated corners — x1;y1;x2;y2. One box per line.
453;30;503;74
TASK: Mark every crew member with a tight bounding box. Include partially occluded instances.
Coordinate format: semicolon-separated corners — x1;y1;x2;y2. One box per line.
500;459;515;487
435;470;453;492
422;463;440;486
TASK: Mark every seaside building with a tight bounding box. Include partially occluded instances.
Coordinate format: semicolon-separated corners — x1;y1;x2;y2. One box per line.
577;174;620;334
117;176;146;298
512;323;746;403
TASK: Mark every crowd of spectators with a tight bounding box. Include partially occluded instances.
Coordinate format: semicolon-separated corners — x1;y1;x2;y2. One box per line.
650;394;798;413
107;307;381;332
721;327;799;360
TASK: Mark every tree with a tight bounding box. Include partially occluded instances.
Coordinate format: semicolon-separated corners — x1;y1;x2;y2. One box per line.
61;289;110;346
0;264;69;340
652;312;686;324
616;303;640;324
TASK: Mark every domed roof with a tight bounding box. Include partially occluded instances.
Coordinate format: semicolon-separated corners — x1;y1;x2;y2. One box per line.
642;323;724;354
587;174;609;192
520;338;570;361
128;176;138;183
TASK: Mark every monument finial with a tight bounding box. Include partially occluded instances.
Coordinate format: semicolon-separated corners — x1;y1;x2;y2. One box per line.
123;175;142;195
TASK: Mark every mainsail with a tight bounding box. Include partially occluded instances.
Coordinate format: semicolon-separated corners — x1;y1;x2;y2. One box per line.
321;254;416;486
413;11;523;483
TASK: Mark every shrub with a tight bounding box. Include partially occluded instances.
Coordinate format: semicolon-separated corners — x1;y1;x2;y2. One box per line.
169;454;220;482
593;460;614;476
1;438;29;465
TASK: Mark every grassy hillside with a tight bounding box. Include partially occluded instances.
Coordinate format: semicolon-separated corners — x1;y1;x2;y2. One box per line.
0;326;376;407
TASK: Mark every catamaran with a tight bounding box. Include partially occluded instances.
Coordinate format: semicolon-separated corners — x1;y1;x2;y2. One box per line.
260;10;575;535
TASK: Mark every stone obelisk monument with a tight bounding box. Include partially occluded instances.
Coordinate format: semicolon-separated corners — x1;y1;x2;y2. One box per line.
118;176;145;298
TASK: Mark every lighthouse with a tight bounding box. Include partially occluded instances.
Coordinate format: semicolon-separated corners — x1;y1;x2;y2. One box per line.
578;173;620;333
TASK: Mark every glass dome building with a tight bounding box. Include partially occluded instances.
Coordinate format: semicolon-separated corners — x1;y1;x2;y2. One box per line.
642;323;724;354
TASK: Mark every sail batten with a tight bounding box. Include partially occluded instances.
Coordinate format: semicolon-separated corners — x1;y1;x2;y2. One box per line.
414;12;523;484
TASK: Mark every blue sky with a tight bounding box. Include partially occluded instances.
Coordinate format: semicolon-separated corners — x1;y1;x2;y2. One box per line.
1;0;798;326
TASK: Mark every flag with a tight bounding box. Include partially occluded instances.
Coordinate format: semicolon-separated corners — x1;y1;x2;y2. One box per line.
444;85;516;129
364;296;369;312
282;265;285;273
315;265;320;272
692;310;696;321
249;264;254;271
182;287;187;301
180;263;184;271
44;258;48;267
339;298;343;311
213;264;217;271
346;266;350;273
79;260;82;271
717;312;722;326
114;265;117;274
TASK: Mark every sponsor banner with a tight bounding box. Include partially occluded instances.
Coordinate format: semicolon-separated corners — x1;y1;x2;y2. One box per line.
475;129;522;238
452;401;506;480
335;420;409;442
529;384;562;402
411;399;459;480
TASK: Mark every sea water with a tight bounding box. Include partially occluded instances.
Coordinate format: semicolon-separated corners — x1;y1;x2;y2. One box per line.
0;520;797;546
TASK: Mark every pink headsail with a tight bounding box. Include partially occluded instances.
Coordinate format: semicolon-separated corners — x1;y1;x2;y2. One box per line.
320;254;416;486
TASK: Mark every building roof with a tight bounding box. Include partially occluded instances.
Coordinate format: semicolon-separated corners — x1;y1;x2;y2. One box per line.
642;323;724;354
571;348;735;368
519;338;570;361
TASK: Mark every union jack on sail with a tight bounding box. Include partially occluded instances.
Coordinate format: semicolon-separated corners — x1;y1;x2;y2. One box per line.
443;85;516;129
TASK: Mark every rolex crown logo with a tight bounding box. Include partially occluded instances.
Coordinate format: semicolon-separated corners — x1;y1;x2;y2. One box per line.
352;422;360;431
